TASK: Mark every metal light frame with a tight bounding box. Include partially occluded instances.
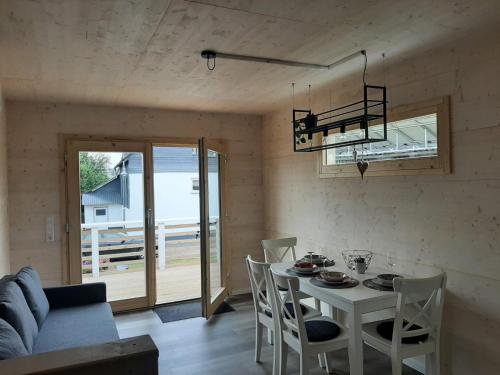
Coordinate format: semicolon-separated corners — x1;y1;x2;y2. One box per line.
293;85;387;152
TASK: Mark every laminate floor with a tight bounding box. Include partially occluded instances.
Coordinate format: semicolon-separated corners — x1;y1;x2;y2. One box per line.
115;295;422;375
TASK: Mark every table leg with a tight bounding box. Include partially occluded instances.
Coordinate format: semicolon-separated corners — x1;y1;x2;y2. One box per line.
327;305;339;319
347;307;364;375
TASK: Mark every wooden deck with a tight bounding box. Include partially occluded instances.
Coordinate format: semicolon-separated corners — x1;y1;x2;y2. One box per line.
83;240;201;304
81;226;220;305
83;262;202;304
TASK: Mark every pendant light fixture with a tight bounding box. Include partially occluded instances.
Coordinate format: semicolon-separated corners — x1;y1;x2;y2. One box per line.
293;51;387;153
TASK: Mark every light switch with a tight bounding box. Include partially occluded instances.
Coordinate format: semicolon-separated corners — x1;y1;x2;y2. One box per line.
46;216;55;242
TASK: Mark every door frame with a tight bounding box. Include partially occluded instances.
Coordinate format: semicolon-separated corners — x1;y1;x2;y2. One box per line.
62;135;230;313
199;138;230;318
65;138;153;312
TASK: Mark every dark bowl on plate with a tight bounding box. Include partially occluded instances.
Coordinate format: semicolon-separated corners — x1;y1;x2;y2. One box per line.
293;262;317;273
376;274;402;287
301;254;327;265
295;262;315;268
320;271;347;283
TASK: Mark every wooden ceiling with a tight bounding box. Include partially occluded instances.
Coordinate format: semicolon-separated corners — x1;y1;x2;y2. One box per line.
0;0;498;114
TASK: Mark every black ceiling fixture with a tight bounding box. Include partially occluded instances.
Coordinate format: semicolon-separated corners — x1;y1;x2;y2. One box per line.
200;49;365;71
199;48;387;159
293;51;387;153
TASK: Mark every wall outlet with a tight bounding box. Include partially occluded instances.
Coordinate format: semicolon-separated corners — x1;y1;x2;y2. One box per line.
46;216;55;242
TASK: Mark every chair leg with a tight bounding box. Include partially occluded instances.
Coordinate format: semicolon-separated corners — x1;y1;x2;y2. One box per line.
435;346;441;375
255;322;263;362
268;327;274;345
426;350;440;375
318;353;324;368
272;334;281;375
425;353;433;375
323;353;332;374
300;354;312;375
391;356;402;375
279;341;288;375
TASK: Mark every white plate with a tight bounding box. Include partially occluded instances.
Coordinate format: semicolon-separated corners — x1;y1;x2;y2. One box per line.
291;267;319;274
317;276;350;285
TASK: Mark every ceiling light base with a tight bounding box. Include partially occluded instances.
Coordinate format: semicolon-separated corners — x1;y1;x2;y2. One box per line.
201;50;217;60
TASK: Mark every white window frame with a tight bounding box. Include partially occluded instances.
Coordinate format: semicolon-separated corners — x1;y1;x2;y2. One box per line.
318;96;450;178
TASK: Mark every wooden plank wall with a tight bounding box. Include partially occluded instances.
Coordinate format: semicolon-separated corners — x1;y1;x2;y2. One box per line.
5;103;264;294
261;27;500;375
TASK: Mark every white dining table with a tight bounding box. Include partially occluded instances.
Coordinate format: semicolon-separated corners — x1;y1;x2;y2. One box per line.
270;262;401;375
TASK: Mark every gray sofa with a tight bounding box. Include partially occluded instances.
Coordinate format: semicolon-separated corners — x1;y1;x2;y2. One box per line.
0;267;158;374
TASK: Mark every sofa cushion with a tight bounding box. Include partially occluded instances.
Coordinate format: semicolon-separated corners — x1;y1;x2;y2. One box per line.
34;303;119;354
0;318;29;360
15;267;50;328
0;280;38;353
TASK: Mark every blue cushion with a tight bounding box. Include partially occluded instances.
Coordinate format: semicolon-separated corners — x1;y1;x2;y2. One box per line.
376;320;428;344
15;267;50;328
0;280;38;353
0;318;29;359
34;303;119;354
43;283;107;309
294;320;341;342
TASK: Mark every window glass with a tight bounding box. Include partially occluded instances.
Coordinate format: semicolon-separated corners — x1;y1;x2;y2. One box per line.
324;113;438;165
192;178;200;192
95;208;107;216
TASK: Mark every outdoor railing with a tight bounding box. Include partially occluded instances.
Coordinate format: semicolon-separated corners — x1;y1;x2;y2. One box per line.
81;217;219;279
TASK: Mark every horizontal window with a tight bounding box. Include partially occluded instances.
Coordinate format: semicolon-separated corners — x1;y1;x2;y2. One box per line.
324;113;438;165
319;97;450;177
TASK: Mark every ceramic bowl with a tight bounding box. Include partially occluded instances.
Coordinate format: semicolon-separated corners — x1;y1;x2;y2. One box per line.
376;273;402;286
320;271;347;283
293;262;316;272
301;254;327;265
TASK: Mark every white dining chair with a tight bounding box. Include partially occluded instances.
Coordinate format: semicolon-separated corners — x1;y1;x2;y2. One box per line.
362;273;447;375
261;237;321;311
246;256;322;375
267;268;349;375
262;237;298;264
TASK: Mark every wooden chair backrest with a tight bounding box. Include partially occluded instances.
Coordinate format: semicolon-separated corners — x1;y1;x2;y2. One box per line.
245;255;271;316
393;273;447;345
261;237;298;263
267;269;308;343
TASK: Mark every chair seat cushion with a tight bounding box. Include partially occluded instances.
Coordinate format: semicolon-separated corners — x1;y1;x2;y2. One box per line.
294;320;341;342
15;267;50;329
0;280;38;353
376;319;429;344
34;303;119;354
0;318;29;360
264;302;307;319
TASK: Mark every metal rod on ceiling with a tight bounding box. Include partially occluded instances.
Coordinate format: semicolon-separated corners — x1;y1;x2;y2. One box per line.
201;49;365;70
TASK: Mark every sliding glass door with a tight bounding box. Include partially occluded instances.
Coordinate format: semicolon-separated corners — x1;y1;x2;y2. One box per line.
152;145;202;305
66;140;152;311
199;138;228;318
65;138;227;313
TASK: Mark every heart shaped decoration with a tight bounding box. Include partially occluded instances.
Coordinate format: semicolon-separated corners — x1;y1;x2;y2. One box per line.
357;161;369;179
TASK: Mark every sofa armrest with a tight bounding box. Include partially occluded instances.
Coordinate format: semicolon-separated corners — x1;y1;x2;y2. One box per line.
44;282;107;309
0;335;158;375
